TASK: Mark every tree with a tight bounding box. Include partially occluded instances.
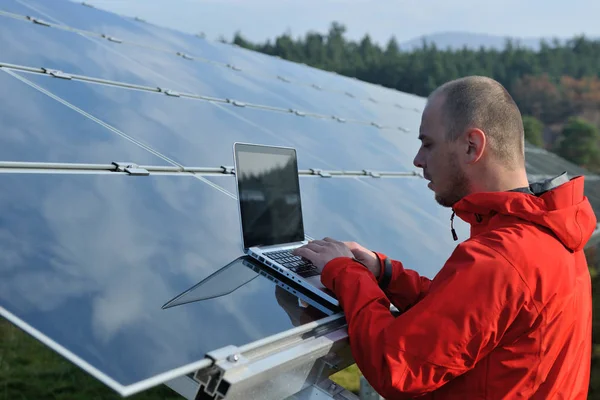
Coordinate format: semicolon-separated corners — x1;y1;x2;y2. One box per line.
522;116;544;147
555;117;600;170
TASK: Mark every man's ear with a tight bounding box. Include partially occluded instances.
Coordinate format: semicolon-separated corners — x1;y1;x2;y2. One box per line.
465;128;486;164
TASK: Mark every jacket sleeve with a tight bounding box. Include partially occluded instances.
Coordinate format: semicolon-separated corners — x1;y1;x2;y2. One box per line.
373;251;431;312
320;239;530;399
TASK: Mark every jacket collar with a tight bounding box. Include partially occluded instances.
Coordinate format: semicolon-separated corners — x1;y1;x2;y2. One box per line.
448;173;597;252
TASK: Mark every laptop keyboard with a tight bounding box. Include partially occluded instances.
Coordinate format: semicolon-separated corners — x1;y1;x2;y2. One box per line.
263;249;320;277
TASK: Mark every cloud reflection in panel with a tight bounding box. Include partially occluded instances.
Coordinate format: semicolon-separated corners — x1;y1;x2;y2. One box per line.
0;173;327;388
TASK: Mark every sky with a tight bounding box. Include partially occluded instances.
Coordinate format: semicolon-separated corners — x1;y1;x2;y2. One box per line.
83;0;600;46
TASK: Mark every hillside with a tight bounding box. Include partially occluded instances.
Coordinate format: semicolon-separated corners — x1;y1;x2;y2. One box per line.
398;31;555;51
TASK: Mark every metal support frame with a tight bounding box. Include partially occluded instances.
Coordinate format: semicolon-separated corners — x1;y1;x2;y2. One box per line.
309;169;332;178
0;161;422;180
42;68;72;80
185;315;356;400
112;162;149;176
26;16;51;26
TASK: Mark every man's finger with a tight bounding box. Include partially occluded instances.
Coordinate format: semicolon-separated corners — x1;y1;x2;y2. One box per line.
305;241;327;252
293;246;317;259
323;237;341;243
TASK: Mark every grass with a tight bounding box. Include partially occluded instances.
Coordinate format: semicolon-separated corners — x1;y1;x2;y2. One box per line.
0;319;362;399
0;319;183;400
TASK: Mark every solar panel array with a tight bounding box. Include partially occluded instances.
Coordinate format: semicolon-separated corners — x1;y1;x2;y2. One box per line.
0;0;598;397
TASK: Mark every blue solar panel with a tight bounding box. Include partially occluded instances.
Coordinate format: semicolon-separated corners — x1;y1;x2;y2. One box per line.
0;172;329;390
15;71;422;172
0;0;424;128
0;69;172;165
11;71;332;169
0;7;170;87
9;0;411;108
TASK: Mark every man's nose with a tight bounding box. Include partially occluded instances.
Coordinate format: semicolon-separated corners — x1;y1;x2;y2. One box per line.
413;151;424;169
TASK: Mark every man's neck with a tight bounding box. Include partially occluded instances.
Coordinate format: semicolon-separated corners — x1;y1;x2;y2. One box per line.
471;170;530;193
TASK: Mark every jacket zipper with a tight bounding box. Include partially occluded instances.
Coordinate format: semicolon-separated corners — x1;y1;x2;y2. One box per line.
450;210;458;241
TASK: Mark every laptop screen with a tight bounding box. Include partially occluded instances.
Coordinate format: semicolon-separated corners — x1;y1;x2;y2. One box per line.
234;143;305;248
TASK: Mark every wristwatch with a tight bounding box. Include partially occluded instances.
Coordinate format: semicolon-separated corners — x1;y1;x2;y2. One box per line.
351;256;392;291
379;257;392;290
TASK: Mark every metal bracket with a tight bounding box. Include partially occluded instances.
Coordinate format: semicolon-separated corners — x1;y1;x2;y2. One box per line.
26;16;51;27
112;162;149;176
226;99;246;107
102;34;123;43
227;64;242;72
177;52;193;60
42;68;72;80
194;345;246;400
363;170;381;178
290;109;306;117
191;323;353;400
220;166;235;175
310;169;332;178
158;87;181;97
333;116;346;123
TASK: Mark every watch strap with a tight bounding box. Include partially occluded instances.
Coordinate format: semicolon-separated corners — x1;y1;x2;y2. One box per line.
379;257;392;290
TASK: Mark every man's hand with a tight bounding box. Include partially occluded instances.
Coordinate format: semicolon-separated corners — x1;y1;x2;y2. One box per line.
292;237;354;272
343;241;381;278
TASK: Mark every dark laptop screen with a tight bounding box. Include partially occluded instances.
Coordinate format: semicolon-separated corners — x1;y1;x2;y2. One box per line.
234;143;305;248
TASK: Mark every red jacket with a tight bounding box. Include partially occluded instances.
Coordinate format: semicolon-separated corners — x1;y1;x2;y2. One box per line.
322;176;596;399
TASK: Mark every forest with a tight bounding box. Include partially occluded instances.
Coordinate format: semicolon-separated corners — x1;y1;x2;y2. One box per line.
231;24;600;172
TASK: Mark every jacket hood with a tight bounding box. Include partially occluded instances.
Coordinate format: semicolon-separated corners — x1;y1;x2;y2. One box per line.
452;173;598;252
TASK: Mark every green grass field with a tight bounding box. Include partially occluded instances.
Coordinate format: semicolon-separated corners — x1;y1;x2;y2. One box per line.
0;319;362;400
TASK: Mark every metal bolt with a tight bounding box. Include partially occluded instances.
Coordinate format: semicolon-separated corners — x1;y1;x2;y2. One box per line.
228;354;240;362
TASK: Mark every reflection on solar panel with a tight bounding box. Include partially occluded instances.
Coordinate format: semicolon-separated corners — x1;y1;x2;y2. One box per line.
0;0;599;398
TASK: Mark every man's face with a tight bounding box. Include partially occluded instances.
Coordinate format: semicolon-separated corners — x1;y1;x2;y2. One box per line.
413;95;471;208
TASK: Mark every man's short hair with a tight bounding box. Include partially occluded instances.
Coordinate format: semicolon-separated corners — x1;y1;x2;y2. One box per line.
430;76;525;167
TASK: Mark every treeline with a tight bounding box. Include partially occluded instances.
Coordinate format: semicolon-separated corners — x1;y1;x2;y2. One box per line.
231;23;600;172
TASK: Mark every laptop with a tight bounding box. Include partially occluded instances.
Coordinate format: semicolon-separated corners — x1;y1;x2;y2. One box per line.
232;142;339;307
161;255;338;316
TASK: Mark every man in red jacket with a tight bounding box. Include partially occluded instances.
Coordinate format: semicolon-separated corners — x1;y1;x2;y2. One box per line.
294;76;595;399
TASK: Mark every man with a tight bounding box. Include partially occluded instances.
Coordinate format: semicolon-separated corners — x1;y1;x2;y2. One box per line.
293;76;595;399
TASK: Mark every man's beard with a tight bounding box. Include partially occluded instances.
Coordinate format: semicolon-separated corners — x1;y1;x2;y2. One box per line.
434;160;470;208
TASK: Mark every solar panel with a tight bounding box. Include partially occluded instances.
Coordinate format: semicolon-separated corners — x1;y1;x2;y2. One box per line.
0;0;422;130
0;5;175;86
12;0;426;114
0;172;330;393
0;69;172;165
525;143;591;178
14;71;422;172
